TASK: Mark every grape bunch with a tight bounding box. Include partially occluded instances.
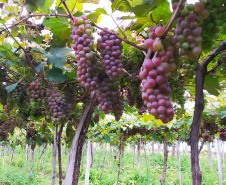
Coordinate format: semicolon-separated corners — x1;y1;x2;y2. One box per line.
138;105;147;115
97;28;124;79
170;73;186;108
94;114;100;123
7;82;26;108
3;104;10;116
200;1;225;51
0;67;6;81
181;62;197;78
128;46;144;65
129;77;144;109
0;130;8;141
144;26;165;52
201;14;221;51
221;52;226;74
219;128;226;141
71;15;99;91
26;124;37;141
26;79;45;108
173;1;209;60
202;133;211;142
97;77;124;120
208;0;226;31
0;119;10;141
44;88;72;124
126;88;136;107
141;27;179;123
220;117;226;126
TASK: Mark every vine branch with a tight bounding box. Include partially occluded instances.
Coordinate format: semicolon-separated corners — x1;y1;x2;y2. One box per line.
206;60;222;74
162;0;184;39
198;140;205;154
61;0;74;21
0;14;69;33
92;23;147;52
201;40;226;68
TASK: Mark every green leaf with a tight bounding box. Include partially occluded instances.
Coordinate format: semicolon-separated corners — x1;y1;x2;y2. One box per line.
0;51;6;57
73;12;83;17
47;54;66;69
25;0;54;12
35;62;46;73
87;8;108;23
150;0;171;25
49;47;72;55
47;67;69;82
103;135;111;142
44;47;71;69
6;82;18;93
43;17;71;47
112;0;131;13
219;111;226;119
36;137;44;146
0;19;6;24
95;8;108;15
87;12;100;23
143;0;153;3
34;35;44;44
56;7;67;15
131;0;162;17
56;0;83;14
204;75;221;96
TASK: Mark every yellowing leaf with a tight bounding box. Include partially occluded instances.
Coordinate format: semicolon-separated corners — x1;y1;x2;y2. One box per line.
142;113;154;122
45;34;51;41
76;3;83;12
21;43;28;47
97;14;102;24
155;119;163;126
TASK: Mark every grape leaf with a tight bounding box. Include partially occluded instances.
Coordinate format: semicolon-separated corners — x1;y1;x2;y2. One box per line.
131;0;162;17
49;47;72;55
150;0;171;25
219;111;226;119
87;8;108;23
47;67;69;82
204;75;221;96
43;17;71;47
47;54;66;69
6;83;18;93
143;0;153;4
0;19;5;24
6;78;22;93
44;47;72;68
111;0;131;13
103;135;111;142
56;0;83;14
25;0;54;12
35;63;46;73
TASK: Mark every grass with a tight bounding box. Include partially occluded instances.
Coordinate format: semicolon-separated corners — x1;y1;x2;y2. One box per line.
0;144;224;184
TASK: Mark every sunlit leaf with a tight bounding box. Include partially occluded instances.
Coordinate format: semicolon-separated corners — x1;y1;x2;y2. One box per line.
47;67;69;82
204;75;221;96
112;0;131;13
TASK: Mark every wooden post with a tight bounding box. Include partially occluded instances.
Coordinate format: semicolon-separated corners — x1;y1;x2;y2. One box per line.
51;125;58;185
207;142;211;167
2;145;7;168
177;139;183;185
85;140;92;185
30;148;35;177
216;138;223;185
